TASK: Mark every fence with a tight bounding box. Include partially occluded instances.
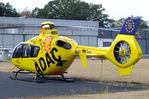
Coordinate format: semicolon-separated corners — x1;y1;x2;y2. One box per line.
0;33;98;48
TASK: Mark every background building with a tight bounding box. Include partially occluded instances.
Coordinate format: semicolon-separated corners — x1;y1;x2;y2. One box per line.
0;17;148;54
0;17;98;48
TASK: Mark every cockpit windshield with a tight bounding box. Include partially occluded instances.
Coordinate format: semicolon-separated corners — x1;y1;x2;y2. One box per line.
12;44;40;58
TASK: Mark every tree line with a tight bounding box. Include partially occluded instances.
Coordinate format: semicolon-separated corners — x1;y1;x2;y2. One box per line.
0;0;148;28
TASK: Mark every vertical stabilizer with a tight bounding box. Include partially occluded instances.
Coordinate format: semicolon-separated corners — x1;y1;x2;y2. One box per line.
119;17;140;35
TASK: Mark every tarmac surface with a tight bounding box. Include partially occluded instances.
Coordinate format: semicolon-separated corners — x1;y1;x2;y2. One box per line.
0;72;149;99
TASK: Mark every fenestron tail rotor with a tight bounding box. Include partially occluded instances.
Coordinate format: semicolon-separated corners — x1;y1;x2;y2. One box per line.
114;41;131;64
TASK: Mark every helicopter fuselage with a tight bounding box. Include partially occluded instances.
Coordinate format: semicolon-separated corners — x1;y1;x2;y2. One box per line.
11;30;78;75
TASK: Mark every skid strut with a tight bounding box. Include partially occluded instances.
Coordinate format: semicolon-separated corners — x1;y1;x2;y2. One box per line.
9;69;44;83
9;70;74;83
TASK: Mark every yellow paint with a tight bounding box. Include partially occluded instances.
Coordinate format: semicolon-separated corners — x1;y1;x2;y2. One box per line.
11;27;142;76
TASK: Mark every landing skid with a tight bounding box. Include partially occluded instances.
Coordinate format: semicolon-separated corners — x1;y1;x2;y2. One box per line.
9;76;44;83
61;74;74;82
43;75;74;82
9;70;74;83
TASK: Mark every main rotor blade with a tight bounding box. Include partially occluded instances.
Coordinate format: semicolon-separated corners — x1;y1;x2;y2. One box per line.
56;25;120;32
0;24;120;32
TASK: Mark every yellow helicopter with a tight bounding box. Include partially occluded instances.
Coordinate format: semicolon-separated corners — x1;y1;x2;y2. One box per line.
10;17;142;82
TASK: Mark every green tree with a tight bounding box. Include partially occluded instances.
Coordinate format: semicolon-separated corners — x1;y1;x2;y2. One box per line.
32;0;113;27
32;7;41;17
20;8;32;18
0;2;19;17
139;19;149;28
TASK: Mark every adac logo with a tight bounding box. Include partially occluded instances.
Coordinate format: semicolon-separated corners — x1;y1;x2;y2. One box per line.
125;18;135;33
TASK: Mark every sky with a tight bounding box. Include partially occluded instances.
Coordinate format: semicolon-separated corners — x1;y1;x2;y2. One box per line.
0;0;149;21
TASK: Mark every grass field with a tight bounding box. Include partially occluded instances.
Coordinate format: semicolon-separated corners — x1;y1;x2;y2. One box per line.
1;58;149;99
68;58;149;83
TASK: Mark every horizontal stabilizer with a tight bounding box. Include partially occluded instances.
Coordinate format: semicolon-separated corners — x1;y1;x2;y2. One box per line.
118;66;133;76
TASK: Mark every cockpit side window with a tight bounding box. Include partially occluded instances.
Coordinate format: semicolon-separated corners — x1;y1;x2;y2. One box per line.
31;46;40;57
12;44;40;58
